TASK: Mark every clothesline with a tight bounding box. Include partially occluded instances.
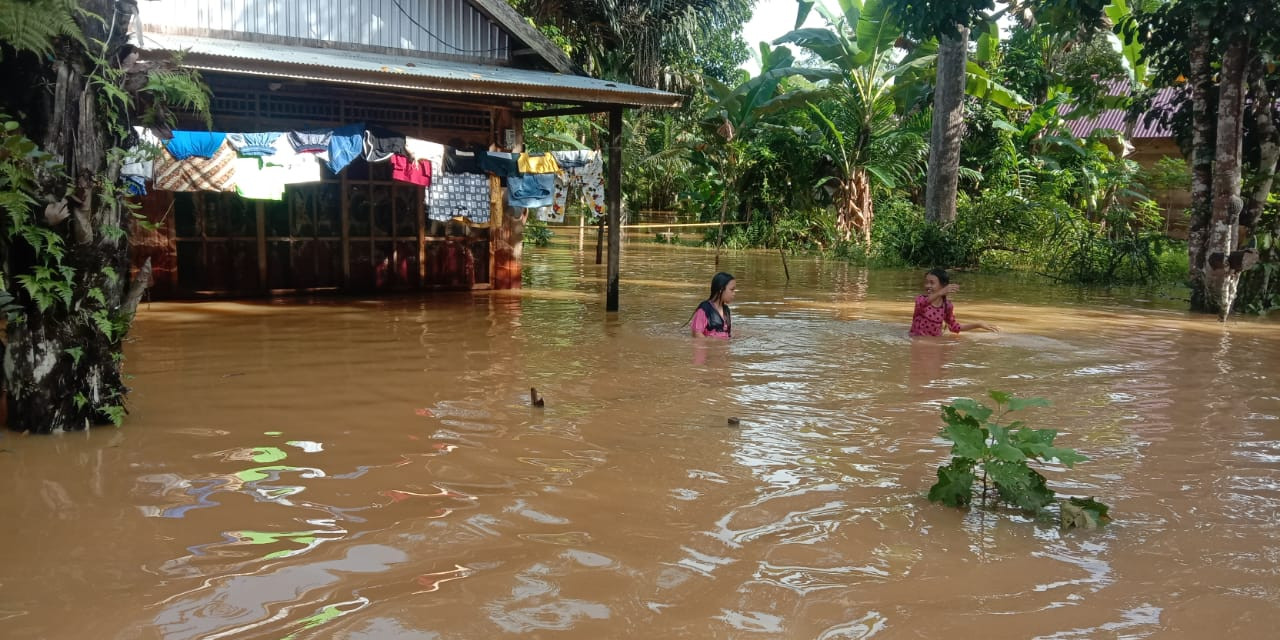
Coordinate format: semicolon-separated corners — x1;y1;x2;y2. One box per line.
121;125;608;227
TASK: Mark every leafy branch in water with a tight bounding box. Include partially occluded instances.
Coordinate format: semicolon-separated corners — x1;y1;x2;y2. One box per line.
927;391;1111;530
524;217;554;247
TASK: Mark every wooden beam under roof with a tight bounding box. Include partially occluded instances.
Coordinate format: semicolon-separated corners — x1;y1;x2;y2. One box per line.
518;105;608;119
467;0;580;76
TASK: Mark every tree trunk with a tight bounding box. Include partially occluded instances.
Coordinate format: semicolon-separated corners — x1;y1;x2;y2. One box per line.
855;169;873;246
1202;35;1250;319
835;169;873;246
3;1;149;432
1242;73;1278;240
714;149;737;266
1186;32;1216;311
834;182;855;243
714;186;730;266
924;26;969;224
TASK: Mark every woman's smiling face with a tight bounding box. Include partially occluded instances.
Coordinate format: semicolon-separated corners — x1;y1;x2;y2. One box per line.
923;273;941;295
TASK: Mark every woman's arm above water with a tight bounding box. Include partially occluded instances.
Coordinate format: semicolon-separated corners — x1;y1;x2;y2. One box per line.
946;303;998;333
957;321;999;332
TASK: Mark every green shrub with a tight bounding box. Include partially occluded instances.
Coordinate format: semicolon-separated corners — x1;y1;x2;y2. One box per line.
524;218;553;247
1155;240;1190;283
1035;202;1177;285
870;197;984;268
929;391;1111;530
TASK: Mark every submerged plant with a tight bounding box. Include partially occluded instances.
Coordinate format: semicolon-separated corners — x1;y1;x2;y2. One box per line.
928;391;1111;530
524;218;553;247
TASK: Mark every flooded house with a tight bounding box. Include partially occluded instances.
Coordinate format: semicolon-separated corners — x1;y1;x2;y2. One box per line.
129;0;679;301
1062;84;1190;237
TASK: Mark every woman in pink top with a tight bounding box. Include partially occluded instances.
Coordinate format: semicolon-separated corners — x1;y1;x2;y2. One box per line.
689;272;735;339
910;268;998;336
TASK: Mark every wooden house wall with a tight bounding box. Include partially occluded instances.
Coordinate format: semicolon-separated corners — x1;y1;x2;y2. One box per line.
1132;138;1191;239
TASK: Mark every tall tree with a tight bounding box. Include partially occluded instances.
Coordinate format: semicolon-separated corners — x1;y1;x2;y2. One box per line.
775;0;930;244
1137;0;1279;317
700;43;835;257
512;0;753;89
888;0;998;223
1;0;206;432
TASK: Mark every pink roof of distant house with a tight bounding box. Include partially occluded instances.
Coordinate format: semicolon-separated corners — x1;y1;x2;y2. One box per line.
1059;81;1179;139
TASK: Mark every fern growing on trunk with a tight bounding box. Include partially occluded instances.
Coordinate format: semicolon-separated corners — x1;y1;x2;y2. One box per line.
1;0;208;432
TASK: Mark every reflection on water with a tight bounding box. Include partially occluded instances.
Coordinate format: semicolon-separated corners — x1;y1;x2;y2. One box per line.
2;240;1278;638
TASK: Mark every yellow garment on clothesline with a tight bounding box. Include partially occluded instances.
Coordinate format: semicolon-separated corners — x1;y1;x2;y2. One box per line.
518;152;561;174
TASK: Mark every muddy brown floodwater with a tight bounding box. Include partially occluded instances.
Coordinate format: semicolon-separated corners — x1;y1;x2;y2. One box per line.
2;239;1278;639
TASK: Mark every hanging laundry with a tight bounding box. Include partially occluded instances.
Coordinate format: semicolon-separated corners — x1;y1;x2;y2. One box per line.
518;152;560;174
506;173;555;209
164;131;227;160
479;151;520;178
444;148;481;174
231;157;285;200
364;126;407;163
264;136;322;185
121;126;164;194
428;173;491;224
551;149;594;170
326;122;366;173
153;140;237;192
405;137;445;171
122;175;148;196
289;128;332;154
226;132;282;157
550;149;607;221
391;153;431;187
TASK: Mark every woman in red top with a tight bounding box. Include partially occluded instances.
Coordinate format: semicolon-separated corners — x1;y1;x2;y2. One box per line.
689;272;735;339
910;268;999;336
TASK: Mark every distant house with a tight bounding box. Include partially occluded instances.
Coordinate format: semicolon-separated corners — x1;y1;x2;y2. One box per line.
1062;84;1190;236
129;0;679;298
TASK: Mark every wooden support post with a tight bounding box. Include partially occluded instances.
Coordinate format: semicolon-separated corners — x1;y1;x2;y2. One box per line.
340;173;351;289
418;183;427;286
606;108;623;312
256;201;267;291
595;218;604;264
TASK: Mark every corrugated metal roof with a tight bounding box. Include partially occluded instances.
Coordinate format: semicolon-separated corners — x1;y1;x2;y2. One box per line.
138;0;512;63
1061;83;1179;139
139;33;681;108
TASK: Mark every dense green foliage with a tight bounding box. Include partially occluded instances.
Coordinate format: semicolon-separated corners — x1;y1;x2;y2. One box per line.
928;391;1112;530
514;0;1267;304
512;0;752;89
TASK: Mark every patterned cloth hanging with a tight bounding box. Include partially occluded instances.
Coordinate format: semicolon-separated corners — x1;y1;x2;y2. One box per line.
428;173;491;224
153;141;238;192
545;150;606;222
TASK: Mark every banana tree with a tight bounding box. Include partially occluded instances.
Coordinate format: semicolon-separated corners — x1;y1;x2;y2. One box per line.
700;42;838;260
804;99;929;245
775;0;939;243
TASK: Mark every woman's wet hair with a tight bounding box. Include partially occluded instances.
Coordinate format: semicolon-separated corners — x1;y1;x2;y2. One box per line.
927;268;950;287
709;272;735;302
683;271;736;329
